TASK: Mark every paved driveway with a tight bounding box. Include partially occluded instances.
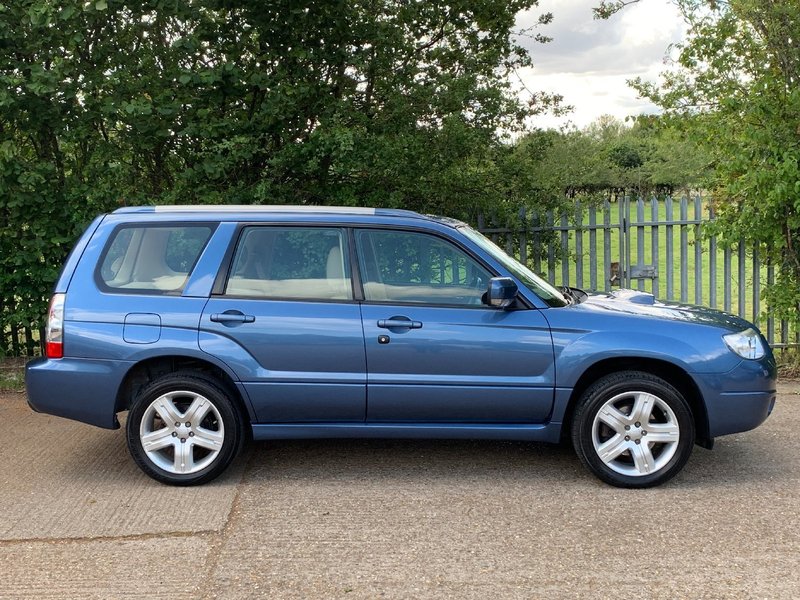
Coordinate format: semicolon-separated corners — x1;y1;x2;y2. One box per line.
1;383;798;599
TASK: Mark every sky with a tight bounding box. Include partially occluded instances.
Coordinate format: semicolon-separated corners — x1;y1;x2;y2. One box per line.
513;0;687;130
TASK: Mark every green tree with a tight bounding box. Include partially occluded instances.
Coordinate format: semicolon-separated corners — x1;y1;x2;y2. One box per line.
513;115;707;200
605;0;800;322
0;0;560;351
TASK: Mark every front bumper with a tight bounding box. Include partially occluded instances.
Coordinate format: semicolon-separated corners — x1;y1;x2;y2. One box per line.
695;354;777;439
25;357;133;429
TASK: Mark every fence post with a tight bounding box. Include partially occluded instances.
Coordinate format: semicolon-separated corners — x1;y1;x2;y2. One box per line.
574;202;583;289
651;198;659;299
621;197;630;288
709;204;717;309
666;196;674;300
603;200;612;292
694;196;703;305
680;197;688;303
589;204;597;292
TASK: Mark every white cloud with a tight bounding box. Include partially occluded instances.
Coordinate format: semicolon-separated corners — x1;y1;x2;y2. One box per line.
513;0;686;129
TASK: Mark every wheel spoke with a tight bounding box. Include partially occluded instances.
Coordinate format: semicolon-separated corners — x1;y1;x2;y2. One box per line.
174;439;194;473
598;404;630;433
630;392;657;424
630;442;656;474
645;422;680;443
192;427;224;451
153;396;183;425
141;427;174;452
596;434;628;465
183;396;212;425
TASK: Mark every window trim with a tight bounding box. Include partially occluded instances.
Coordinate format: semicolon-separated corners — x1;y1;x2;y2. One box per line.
215;224;357;303
94;222;218;296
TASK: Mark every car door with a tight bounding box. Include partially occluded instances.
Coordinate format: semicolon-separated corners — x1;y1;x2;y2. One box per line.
199;226;366;423
355;228;555;424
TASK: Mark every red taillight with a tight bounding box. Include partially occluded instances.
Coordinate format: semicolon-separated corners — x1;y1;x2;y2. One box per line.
46;341;63;359
45;293;65;359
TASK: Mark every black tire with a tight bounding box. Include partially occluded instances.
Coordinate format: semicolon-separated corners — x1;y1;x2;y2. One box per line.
126;371;245;486
571;371;695;488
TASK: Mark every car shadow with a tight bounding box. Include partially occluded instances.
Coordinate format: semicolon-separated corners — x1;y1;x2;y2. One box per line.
242;432;787;489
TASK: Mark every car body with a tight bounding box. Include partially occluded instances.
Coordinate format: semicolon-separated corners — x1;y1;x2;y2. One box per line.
26;205;777;487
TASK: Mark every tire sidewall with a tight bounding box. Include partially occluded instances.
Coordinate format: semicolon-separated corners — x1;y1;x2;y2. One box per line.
126;374;242;486
573;372;695;488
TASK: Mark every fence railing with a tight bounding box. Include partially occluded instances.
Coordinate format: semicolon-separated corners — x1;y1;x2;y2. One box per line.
0;297;45;358
478;196;798;350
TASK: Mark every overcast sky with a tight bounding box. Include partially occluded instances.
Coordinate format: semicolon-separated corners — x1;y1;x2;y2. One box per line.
513;0;686;130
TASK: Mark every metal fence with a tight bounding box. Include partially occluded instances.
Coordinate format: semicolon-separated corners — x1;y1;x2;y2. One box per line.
478;196;798;350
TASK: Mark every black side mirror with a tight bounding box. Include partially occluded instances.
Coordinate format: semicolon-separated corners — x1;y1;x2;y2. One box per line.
485;277;518;309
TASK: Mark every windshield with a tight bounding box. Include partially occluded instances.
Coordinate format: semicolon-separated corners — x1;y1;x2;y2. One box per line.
460;226;568;308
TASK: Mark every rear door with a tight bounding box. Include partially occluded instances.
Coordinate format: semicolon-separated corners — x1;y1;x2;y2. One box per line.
355;228;555;423
199;226;366;423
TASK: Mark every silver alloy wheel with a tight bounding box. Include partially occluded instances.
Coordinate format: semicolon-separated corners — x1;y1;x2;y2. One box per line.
591;390;680;477
139;390;225;475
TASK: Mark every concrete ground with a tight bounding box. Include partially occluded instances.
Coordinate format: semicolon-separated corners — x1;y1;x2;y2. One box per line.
1;383;798;600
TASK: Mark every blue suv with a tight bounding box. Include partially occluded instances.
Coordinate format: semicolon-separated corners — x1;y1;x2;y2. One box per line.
25;206;777;487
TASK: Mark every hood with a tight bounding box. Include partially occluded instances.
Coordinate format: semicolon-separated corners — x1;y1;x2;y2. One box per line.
580;288;754;333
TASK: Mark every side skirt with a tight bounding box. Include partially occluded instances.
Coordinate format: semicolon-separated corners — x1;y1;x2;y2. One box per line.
251;422;562;443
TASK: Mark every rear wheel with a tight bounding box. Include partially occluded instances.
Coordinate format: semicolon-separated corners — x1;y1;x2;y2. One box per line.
126;372;244;486
571;371;695;488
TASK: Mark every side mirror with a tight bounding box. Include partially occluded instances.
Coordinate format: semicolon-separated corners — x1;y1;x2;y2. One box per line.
486;277;518;309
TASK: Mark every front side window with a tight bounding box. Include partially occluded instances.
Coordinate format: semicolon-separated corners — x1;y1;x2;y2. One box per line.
459;226;568;307
356;229;491;305
226;227;352;300
99;225;213;293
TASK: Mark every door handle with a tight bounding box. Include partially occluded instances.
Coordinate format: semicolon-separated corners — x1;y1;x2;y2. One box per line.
377;317;422;329
210;310;255;324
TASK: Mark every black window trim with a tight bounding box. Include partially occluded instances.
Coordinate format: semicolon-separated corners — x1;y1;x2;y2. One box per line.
94;221;219;296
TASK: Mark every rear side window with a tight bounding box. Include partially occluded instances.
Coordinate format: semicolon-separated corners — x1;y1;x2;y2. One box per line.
226;227;352;300
99;225;213;293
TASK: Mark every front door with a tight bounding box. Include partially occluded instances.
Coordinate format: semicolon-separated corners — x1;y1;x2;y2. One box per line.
355;228;555;423
199;226;366;423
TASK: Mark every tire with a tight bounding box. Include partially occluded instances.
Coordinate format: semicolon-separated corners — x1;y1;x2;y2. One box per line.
126;372;245;486
571;371;695;488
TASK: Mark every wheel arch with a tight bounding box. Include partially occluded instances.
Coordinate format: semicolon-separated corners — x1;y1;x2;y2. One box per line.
114;355;253;426
561;357;711;447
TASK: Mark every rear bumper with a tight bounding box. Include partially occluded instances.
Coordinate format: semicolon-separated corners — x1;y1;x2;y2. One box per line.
25;357;133;429
696;355;777;438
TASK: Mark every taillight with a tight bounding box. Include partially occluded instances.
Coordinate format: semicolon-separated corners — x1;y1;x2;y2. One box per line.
45;293;66;359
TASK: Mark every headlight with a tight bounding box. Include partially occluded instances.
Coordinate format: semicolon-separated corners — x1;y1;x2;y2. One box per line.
723;328;766;360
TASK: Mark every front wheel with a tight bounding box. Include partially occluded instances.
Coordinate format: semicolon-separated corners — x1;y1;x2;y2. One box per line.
126;372;244;486
571;371;695;488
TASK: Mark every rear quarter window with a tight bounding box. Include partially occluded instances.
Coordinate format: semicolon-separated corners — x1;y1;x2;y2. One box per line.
98;224;214;293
